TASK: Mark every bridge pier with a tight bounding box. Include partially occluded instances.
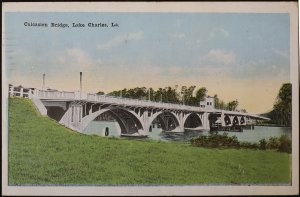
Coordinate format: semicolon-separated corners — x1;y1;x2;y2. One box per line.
202;112;210;130
59;103;84;132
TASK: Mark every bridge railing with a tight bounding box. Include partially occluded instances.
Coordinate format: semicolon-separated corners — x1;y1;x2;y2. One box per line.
8;85;268;120
9;85;207;112
36;90;75;99
86;93;206;112
9;85;34;98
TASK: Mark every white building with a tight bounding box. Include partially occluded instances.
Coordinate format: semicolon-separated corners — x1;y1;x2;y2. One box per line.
199;96;215;109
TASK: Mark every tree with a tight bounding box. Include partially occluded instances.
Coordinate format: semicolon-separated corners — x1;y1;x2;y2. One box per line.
120;88;126;97
180;85;199;105
273;83;292;126
96;91;105;95
165;86;180;103
212;94;228;110
214;94;220;109
185;86;196;105
219;101;226;110
227;100;239;111
195;87;207;102
108;90;121;97
153;88;163;102
180;86;187;104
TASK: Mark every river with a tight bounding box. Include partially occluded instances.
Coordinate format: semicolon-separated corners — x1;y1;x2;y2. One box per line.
83;121;292;143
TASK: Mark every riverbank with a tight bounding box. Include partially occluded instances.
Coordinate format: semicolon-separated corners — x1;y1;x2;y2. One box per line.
8;98;291;185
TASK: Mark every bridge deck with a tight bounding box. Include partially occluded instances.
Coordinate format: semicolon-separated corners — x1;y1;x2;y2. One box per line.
35;89;270;121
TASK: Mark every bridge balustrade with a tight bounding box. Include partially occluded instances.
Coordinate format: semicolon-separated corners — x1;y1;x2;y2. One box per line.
34;90;217;113
9;86;33;98
37;90;75;99
30;89;265;119
86;93;207;111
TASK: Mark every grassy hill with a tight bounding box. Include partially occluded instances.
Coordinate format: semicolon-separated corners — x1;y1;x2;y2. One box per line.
8;98;291;185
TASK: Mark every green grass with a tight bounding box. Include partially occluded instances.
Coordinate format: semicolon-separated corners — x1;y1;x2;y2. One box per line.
8;98;291;185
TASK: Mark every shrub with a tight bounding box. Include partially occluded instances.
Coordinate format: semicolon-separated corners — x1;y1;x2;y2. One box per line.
191;135;208;147
240;141;259;149
190;133;291;153
191;133;240;149
259;139;267;150
278;135;292;153
228;135;240;148
266;137;279;149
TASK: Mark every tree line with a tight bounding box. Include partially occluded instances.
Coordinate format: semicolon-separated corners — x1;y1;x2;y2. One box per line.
262;83;292;127
97;83;292;126
97;85;240;111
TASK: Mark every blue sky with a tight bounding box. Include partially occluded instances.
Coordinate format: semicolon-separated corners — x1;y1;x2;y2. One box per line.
5;12;290;113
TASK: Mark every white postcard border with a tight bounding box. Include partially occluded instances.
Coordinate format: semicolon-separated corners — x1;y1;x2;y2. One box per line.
2;2;299;196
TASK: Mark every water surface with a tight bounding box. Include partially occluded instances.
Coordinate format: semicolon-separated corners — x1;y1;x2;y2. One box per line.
84;121;292;143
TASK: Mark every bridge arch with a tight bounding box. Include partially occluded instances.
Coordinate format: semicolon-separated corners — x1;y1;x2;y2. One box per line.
224;115;231;126
183;113;202;128
46;106;65;121
148;111;180;132
240;116;245;124
102;110;127;133
208;113;219;127
232;116;239;125
148;111;162;127
82;107;144;134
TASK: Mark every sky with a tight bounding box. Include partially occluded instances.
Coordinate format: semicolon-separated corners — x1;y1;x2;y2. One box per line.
4;12;290;114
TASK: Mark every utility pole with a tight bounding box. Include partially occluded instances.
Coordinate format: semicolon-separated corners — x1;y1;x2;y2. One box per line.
160;93;162;102
80;72;82;99
42;73;45;90
80;72;82;92
148;89;150;101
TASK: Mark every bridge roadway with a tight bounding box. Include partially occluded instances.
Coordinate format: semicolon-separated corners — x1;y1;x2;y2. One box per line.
9;85;270;136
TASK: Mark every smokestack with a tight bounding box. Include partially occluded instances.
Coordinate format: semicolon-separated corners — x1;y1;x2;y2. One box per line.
80;72;82;92
42;73;45;90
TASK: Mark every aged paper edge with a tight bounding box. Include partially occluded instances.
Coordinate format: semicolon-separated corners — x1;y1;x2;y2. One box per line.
1;1;299;196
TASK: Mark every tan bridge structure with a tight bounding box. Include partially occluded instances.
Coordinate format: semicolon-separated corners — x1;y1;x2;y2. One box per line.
9;85;270;136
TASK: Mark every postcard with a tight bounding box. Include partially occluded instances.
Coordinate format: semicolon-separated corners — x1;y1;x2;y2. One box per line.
2;1;299;196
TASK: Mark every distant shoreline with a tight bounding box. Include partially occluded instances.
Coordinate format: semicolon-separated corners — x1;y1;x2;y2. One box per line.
256;124;291;128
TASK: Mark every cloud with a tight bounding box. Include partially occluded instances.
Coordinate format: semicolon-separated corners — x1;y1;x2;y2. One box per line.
58;48;96;69
209;28;230;39
231;59;289;79
197;28;230;43
97;31;144;50
169;33;186;39
272;48;289;59
201;49;236;65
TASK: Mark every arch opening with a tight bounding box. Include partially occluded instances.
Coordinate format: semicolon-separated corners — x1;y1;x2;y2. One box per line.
208;113;219;127
46;106;65;121
85;107;144;135
224;115;231;126
184;113;202;128
232;116;239;125
151;111;179;132
240;116;245;124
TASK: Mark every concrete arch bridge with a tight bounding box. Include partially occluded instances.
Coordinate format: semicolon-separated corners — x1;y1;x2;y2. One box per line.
9;85;270;137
